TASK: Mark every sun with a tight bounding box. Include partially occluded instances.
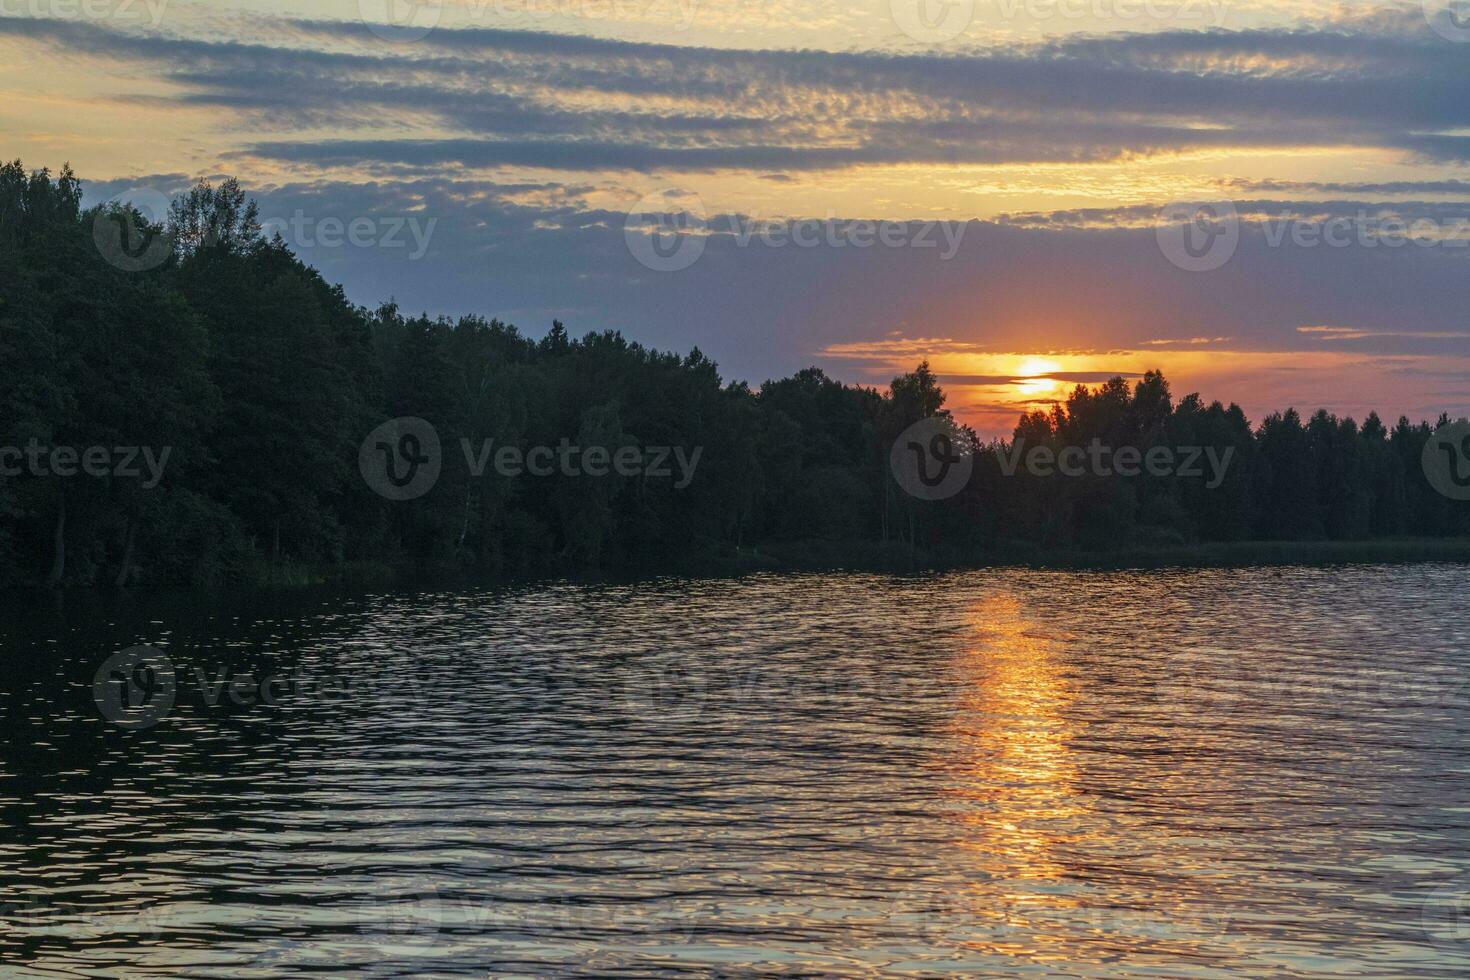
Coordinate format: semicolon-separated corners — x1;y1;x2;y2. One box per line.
1014;357;1063;399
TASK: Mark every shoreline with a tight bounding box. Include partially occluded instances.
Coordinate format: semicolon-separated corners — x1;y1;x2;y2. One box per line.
221;536;1470;591
718;536;1470;573
9;537;1468;599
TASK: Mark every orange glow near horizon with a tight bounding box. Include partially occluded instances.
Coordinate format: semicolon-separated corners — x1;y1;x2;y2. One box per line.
819;342;1470;439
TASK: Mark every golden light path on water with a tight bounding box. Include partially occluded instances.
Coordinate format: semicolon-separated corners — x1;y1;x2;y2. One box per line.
937;589;1240;968
948;593;1098;962
954;594;1077;880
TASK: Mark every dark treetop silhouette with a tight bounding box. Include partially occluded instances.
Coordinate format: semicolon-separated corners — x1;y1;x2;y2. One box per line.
2;162;1467;587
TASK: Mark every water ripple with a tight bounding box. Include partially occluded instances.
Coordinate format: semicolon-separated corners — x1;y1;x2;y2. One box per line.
1;566;1467;976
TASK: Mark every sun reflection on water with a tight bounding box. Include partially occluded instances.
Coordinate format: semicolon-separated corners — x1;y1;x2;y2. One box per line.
950;593;1080;876
932;587;1252;968
939;590;1120;961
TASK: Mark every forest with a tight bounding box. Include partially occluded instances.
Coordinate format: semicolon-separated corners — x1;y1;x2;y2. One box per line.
2;162;1468;588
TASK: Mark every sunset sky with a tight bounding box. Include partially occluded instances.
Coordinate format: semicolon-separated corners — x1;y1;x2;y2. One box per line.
4;0;1469;434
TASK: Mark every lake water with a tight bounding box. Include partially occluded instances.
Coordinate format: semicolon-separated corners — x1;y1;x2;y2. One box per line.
1;565;1468;977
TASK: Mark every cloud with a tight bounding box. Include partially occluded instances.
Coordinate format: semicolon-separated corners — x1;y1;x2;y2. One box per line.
1000;200;1470;230
820;337;992;358
1219;178;1470;196
7;13;1470;172
941;372;1144;384
1297;325;1470;341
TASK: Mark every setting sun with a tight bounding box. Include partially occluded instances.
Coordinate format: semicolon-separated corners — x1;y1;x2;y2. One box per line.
1014;358;1064;399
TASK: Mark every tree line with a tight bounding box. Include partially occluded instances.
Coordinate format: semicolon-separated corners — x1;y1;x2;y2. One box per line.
1;162;1466;587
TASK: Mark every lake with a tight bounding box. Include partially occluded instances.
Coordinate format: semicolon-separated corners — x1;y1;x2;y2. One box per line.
1;565;1467;976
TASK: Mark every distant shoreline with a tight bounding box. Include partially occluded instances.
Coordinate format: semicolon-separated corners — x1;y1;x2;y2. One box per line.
6;538;1467;605
715;536;1470;573
232;536;1470;590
